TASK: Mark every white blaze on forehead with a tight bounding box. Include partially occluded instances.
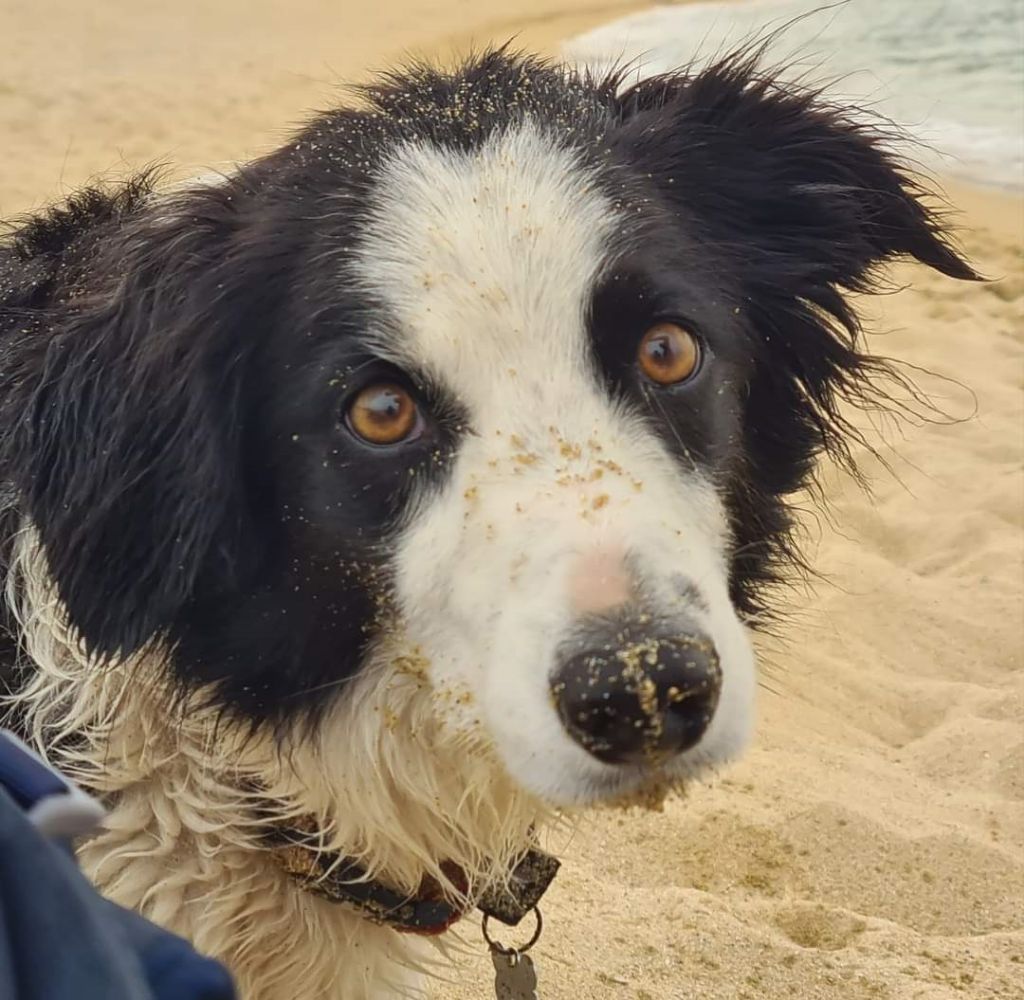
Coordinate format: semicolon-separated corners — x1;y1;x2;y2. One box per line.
352;124;619;412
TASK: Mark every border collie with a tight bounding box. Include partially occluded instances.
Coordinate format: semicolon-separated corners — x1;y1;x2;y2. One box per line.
0;49;974;1000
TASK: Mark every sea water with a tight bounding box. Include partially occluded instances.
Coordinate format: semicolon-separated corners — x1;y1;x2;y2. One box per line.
565;0;1024;191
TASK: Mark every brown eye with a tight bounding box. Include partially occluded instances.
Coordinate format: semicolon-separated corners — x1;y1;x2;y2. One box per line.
637;322;701;385
346;383;420;445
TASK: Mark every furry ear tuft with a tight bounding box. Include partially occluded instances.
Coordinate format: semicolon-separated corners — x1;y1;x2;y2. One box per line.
612;53;979;289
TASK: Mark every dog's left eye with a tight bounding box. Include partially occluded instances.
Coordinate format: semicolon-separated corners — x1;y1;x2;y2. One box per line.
637;322;701;386
345;383;423;445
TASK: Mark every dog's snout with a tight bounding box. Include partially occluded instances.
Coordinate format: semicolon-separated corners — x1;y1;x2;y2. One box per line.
551;622;722;765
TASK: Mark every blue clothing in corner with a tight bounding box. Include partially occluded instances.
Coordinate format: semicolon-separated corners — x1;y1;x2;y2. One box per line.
0;729;236;1000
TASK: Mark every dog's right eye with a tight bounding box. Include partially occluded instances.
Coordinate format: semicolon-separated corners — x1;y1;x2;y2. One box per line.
637;322;701;386
345;383;423;446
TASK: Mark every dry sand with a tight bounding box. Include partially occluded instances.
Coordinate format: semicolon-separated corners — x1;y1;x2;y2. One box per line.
1;2;1021;998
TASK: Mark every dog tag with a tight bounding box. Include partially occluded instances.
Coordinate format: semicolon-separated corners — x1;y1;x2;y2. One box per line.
491;950;539;1000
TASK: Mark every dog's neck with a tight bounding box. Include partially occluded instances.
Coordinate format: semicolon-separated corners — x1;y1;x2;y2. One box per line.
63;710;536;999
269;814;560;936
76;789;435;1000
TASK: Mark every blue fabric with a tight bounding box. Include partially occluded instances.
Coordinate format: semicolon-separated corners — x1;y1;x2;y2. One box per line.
0;736;67;812
0;733;236;1000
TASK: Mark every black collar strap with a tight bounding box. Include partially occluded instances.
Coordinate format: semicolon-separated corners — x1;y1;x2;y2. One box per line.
268;822;560;936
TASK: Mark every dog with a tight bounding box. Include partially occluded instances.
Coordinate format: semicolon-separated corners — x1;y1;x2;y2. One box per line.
0;48;975;999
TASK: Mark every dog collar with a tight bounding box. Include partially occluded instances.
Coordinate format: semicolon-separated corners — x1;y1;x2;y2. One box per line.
269;821;560;936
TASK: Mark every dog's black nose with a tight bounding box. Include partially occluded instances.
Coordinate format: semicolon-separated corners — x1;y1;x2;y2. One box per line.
551;624;721;765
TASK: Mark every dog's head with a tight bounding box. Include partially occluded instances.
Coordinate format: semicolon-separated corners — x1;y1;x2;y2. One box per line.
3;52;974;823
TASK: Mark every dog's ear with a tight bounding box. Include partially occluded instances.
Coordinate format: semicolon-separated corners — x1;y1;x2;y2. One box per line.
611;55;978;290
2;179;260;660
608;56;979;618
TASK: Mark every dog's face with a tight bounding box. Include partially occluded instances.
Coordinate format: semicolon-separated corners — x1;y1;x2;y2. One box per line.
4;53;973;816
335;124;758;804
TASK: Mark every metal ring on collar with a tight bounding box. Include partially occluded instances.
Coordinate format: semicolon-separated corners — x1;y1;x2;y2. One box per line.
481;905;543;956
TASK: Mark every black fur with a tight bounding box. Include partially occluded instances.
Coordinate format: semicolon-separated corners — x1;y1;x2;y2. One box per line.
598;52;976;616
0;49;976;725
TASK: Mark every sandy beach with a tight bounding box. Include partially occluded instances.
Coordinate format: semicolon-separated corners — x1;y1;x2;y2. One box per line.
1;2;1020;998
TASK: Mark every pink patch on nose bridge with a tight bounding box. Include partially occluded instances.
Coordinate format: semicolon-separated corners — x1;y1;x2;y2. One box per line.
568;547;632;615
